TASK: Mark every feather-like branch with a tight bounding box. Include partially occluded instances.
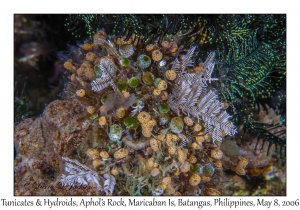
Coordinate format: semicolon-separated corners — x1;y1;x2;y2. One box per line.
168;52;237;143
59;157;104;193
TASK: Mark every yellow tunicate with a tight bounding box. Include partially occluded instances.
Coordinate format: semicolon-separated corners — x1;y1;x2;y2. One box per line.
76;89;86;97
153;88;161;96
193;123;202;132
76;67;85;77
87;106;96;114
160;91;168;101
206;188;220;196
165;70;177;81
180;161;190;173
86;148;100;159
171;134;178;141
146;44;154;51
162;176;171;185
63;60;76;71
150;138;160;152
93;159;101;168
235;166;246;176
177;148;187;163
148;119;157;127
166;133;172;142
157;133;165;142
116;107;125;118
84;67;95;81
122;91;130;98
114;148;128;159
161;41;170;48
142;129;152;137
137;111;151;123
165;137;173;147
151;168;160;177
195;136;205;144
237;156;249;168
142;122;153;131
188;155;197;164
152;50;163;61
82;43;93;51
184;116;193;126
157;80;168;91
200;175;211;183
146;157;155;170
204;134;211;141
210;149;223;160
99;116;107;126
111;168;119;176
168;146;176;155
214;160;222;169
189;174;201;186
86;52;97;62
174;168;180;176
191;142;202;149
100;151;109;159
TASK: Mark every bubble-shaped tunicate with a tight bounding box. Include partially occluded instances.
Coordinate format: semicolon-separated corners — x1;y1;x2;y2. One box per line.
159;60;166;67
190;164;205;174
94;65;102;78
154;78;162;87
152;186;164;196
108;124;123;142
129;77;138;88
169;117;184;134
137;54;151;69
119;44;134;58
117;78;128;92
101;94;108;104
120;57;130;67
203;163;215;177
142;72;155;85
159;113;170;125
123;116;139;130
158;104;170;114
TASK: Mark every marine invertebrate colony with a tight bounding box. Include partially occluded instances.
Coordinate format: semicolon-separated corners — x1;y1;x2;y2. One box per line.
14;14;286;196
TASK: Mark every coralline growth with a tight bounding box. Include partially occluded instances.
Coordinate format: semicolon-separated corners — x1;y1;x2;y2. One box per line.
14;14;286;196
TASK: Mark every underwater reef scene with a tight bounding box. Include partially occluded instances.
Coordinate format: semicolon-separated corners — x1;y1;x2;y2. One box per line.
14;14;286;196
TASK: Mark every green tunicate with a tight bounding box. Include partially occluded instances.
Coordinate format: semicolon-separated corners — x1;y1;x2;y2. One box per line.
158;104;170;114
120;57;130;67
137;54;151;69
202;163;215;177
94;65;102;77
119;44;134;58
169;117;184;134
190;164;205;174
142;72;155;85
101;94;108;104
108;124;123;142
154;78;162;87
159;113;170;125
117;78;128;91
129;77;138;88
123;116;139;130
